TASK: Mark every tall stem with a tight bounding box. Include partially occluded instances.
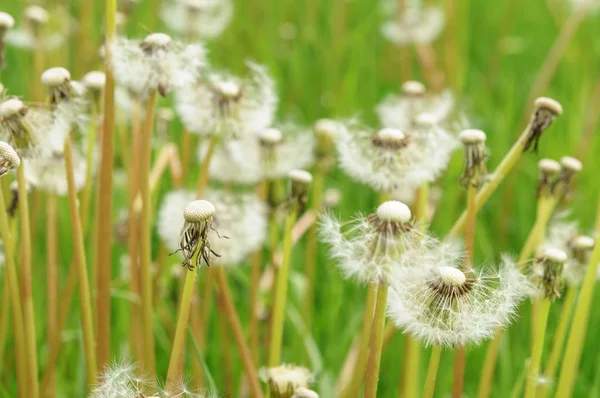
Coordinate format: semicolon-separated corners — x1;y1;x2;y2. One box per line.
268;207;298;366
196;135;219;198
524;298;551;398
45;194;58;396
96;0;116;371
214;267;264;398
16;164;39;398
364;283;389;398
555;196;600;397
0;276;9;376
423;345;442;398
139;90;158;375
0;185;28;397
64;137;97;387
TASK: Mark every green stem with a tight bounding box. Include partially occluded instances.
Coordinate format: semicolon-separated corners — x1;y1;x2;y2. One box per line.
0;275;9;376
524;298;551;398
196;135;219;198
0;186;28;396
423;345;442;398
268;207;298;366
139;90;158;375
554;196;600;397
364;283;389;398
64;137;97;387
16;163;39;398
477;331;503;398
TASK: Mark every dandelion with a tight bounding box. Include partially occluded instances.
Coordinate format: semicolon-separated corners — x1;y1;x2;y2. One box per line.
161;0;234;40
0;11;15;68
524;97;563;153
158;189;267;267
110;32;206;97
25;151;87;195
176;200;216;270
82;71;106;103
380;2;445;45
5;6;66;51
0;97;53;158
90;361;153;398
291;387;319;398
536;158;561;197
459;129;488;188
336;119;457;201
376;81;455;129
0;141;20;176
553;156;582;198
265;364;314;398
176;61;277;139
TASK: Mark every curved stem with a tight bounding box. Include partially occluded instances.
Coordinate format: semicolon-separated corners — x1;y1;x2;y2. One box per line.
364;283;389;398
423;345;442;398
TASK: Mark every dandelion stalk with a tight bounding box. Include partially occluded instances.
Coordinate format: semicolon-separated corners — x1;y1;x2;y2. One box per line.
214;267;264;398
555;196;600;397
64;136;97;386
423;345;442;398
524;298;551;398
196;135;219;198
45;193;58;395
96;0;117;371
364;283;389;398
16;163;39;398
0;276;9;375
0;183;28;397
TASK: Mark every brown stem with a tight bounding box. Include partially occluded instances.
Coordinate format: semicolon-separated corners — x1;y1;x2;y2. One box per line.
45;194;58;397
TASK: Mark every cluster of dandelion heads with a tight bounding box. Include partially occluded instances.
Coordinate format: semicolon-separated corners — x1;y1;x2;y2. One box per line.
336;117;457;193
380;1;445;45
161;0;233;40
110;32;206;97
0;141;20;176
263;364;314;398
531;248;568;300
376;81;455;130
158;189;267;267
5;5;69;52
176;61;277;139
320;200;436;285
387;256;532;347
202;124;314;185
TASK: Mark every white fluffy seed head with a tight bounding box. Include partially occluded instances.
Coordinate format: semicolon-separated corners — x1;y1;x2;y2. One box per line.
288;169;313;185
559;156;582;173
292;387;319;398
82;71;106;91
41;67;71;87
543;248;568;263
375;128;406;144
376;200;411;223
267;365;313;396
438;266;467;287
0;12;15;30
313;118;339;139
216;79;241;97
258;127;283;145
538;158;560;174
25;5;49;25
0;98;25;118
402;80;426;97
415;112;437;127
0;141;20;172
459;129;486;145
143;32;172;47
183;200;215;222
534;97;563;116
572;235;595;250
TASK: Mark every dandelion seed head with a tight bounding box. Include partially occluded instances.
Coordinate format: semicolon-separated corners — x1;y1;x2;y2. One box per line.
266;364;314;398
161;0;233;40
381;4;445;45
259;127;284;146
532;248;567;300
313;118;340;140
0;12;15;31
91;361;153;398
559;156;582;173
25;150;87;195
184;200;215;222
402;80;426;97
572;235;595;250
459;129;486;145
292;387;319;398
0;141;20;176
83;71;106;92
387;256;531;347
538;159;560;175
0;98;25;118
24;5;49;26
288;169;313;185
376;200;411;223
534;96;563;116
143;32;172;48
41;66;71;87
543;248;568;263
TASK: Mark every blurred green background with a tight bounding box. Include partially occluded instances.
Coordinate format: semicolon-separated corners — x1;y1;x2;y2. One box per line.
2;0;600;396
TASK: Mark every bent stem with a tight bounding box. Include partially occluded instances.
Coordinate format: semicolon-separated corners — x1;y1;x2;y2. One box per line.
64;137;97;387
16;163;39;398
215;267;264;398
139;90;158;376
364;283;389;398
423;345;442;398
0;185;28;397
524;298;551;398
554;196;600;398
268;206;298;366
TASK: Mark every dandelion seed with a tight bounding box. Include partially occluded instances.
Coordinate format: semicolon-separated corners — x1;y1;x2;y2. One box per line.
161;0;233;40
459;129;488;188
0;141;20;176
90;361;153;398
387;256;531;347
524;97;563;153
265;364;314;398
110;32;206;97
380;2;445;45
532;248;568;300
336;118;458;193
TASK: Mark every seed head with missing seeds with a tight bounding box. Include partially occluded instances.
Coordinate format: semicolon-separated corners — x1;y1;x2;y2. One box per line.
459;129;488;188
537;158;561;197
532;248;568;300
177;200;217;270
524;97;563;153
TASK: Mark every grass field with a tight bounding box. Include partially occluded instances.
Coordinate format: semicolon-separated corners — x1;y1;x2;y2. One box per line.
1;0;600;397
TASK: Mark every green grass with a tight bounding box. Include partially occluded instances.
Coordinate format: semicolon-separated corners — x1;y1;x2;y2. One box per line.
1;0;600;397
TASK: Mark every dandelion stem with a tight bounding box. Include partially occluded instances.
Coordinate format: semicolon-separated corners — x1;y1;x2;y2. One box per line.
0;184;28;397
364;283;389;398
554;196;600;398
64;136;97;387
0;276;9;376
96;0;117;371
165;265;199;391
524;298;551;398
45;194;58;395
16;163;39;398
423;345;442;398
139;89;158;376
196;135;219;198
268;206;298;367
214;267;265;398
538;286;578;398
